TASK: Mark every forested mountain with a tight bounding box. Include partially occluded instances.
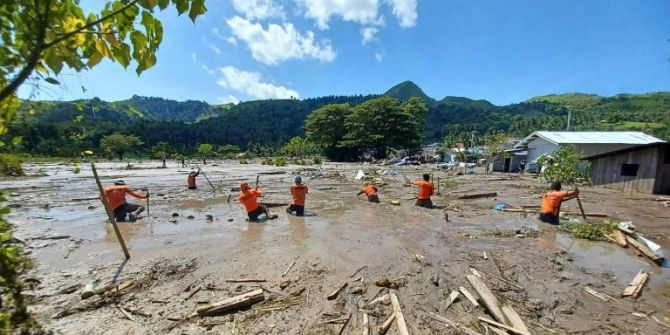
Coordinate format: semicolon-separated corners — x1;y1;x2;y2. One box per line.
6;82;669;157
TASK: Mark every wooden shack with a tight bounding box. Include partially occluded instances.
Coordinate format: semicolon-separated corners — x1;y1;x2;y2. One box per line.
586;143;670;194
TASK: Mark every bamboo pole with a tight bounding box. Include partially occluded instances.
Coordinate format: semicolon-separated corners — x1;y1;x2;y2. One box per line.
91;162;130;259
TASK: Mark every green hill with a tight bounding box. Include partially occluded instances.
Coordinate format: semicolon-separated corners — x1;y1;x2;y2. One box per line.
383;80;434;104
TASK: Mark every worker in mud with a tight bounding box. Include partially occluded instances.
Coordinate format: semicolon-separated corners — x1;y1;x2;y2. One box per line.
538;181;579;225
357;181;380;203
287;176;308;216
187;168;201;190
103;180;149;222
410;174;435;208
239;182;277;222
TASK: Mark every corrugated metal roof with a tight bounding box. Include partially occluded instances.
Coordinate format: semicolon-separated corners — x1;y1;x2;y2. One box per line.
515;131;665;148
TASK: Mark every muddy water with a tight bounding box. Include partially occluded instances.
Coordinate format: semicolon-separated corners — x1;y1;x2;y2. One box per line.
4;160;670;334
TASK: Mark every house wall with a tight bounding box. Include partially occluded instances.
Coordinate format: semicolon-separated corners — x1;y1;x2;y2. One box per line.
589;146;660;193
527;137;558;162
654;145;670;194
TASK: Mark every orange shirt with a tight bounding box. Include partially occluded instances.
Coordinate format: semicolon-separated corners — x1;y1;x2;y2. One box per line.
411;180;434;200
361;185;378;196
239;189;262;213
104;185;146;211
290;184;308;206
187;174;196;188
540;190;568;216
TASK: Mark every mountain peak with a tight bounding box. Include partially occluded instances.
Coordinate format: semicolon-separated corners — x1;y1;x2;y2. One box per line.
383;80;434;103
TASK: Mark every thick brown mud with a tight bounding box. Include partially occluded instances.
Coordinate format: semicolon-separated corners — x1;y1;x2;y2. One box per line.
3;160;670;334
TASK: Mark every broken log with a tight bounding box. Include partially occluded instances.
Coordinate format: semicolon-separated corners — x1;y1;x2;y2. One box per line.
466;275;505;323
501;304;530;334
445;290;460;309
470;268;482;278
327;282;348;300
378;313;396;335
118;306;135;321
478;317;530;335
29;235;71;241
367;293;390;307
81;282;95;300
195;289;265;316
185;286;202;301
583;286;610;302
624;235;663;264
389;292;410;335
458;192;497;200
612;230;628;247
282;261;296;277
458;286;480;307
622;269;648;298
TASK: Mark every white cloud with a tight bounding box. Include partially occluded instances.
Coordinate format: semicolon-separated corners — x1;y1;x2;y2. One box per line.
374;51;383;62
202;64;215;75
361;26;378;44
387;0;417;27
191;52;198;64
217;66;300;99
218;95;240;104
226;16;336;65
231;0;285;20
297;0;382;29
226;36;238;46
208;43;222;55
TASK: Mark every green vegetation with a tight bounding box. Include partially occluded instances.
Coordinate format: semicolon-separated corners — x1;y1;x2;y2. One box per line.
0;154;24;176
561;220;618;241
99;133;143;160
537;145;590;184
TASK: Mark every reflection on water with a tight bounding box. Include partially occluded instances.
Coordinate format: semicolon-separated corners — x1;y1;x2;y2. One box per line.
240;222;266;249
288;216;309;245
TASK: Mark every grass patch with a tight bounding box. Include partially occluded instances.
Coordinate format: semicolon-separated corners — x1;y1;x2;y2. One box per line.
561;220;618;241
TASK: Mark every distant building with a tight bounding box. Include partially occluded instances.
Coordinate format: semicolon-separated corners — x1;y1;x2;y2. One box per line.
492;149;527;172
585;143;670;194
514;131;666;162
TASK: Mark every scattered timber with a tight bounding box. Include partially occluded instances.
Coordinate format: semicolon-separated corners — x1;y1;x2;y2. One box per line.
613;230;628;247
584;287;610;302
378;313;396;335
458;286;480;307
194;289;265;316
362;312;369;335
185;286;202;301
327;282;348;300
282;261;296;277
623;235;664;264
426;312;483;335
445;290;460;309
466;275;505;323
29;235;71;241
501;304;530;334
389;292;410;335
478;317;531;335
224;279;267;283
622;270;648;298
458;192;498;200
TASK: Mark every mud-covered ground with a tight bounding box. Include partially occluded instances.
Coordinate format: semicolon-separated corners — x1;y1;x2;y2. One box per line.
3;160;670;334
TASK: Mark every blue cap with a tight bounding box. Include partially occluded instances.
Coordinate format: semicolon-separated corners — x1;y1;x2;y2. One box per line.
294;176;302;183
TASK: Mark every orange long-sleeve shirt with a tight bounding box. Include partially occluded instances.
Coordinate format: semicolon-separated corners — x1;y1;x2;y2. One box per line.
290;184;308;206
239;188;262;213
540;191;568;216
104;185;146;211
361;185;378;197
411;180;434;200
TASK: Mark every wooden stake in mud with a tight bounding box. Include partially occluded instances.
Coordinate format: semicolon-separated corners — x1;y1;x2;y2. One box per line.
91;162;130;260
575;195;587;220
194;163;216;192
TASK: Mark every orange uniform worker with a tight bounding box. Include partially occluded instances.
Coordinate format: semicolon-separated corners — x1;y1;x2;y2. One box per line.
103;180;148;222
239;182;274;221
357;182;380;203
287;176;308;216
539;181;579;225
187;168;201;190
411;174;435;208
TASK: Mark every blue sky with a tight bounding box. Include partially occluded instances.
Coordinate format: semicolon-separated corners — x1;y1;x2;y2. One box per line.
18;0;670;105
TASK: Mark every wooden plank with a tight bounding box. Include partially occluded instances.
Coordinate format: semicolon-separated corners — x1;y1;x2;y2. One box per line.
624;235;663;264
478;317;531;335
389;292;410;335
583;287;609;302
458;286;480;307
225;278;267;283
327;282;348;300
613;230;628;247
470;268;482;278
445;290;460;309
362;312;369;335
282;261;296;277
425;312;484;335
458;192;497;199
195;289;264;316
377;313;396;335
466;275;505;323
622;269;648;298
501;304;530;334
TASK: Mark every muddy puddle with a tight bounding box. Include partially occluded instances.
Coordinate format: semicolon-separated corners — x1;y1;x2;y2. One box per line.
3;160;670;334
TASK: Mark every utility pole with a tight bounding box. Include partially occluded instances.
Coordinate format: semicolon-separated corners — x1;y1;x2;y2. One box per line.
567;110;572;131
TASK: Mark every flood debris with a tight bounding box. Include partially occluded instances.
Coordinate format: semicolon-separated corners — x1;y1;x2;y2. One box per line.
326;281;348;300
194;289;265;317
621;269;648;298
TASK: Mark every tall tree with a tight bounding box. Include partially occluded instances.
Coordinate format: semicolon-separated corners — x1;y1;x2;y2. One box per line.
100;133;142;160
0;0;207;134
305;103;352;161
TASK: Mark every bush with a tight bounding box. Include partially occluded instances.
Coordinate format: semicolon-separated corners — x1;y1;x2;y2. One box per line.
0;154;24;176
272;157;287;166
313;156;322;165
561;220;618;241
239;159;249;164
537;145;590;184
